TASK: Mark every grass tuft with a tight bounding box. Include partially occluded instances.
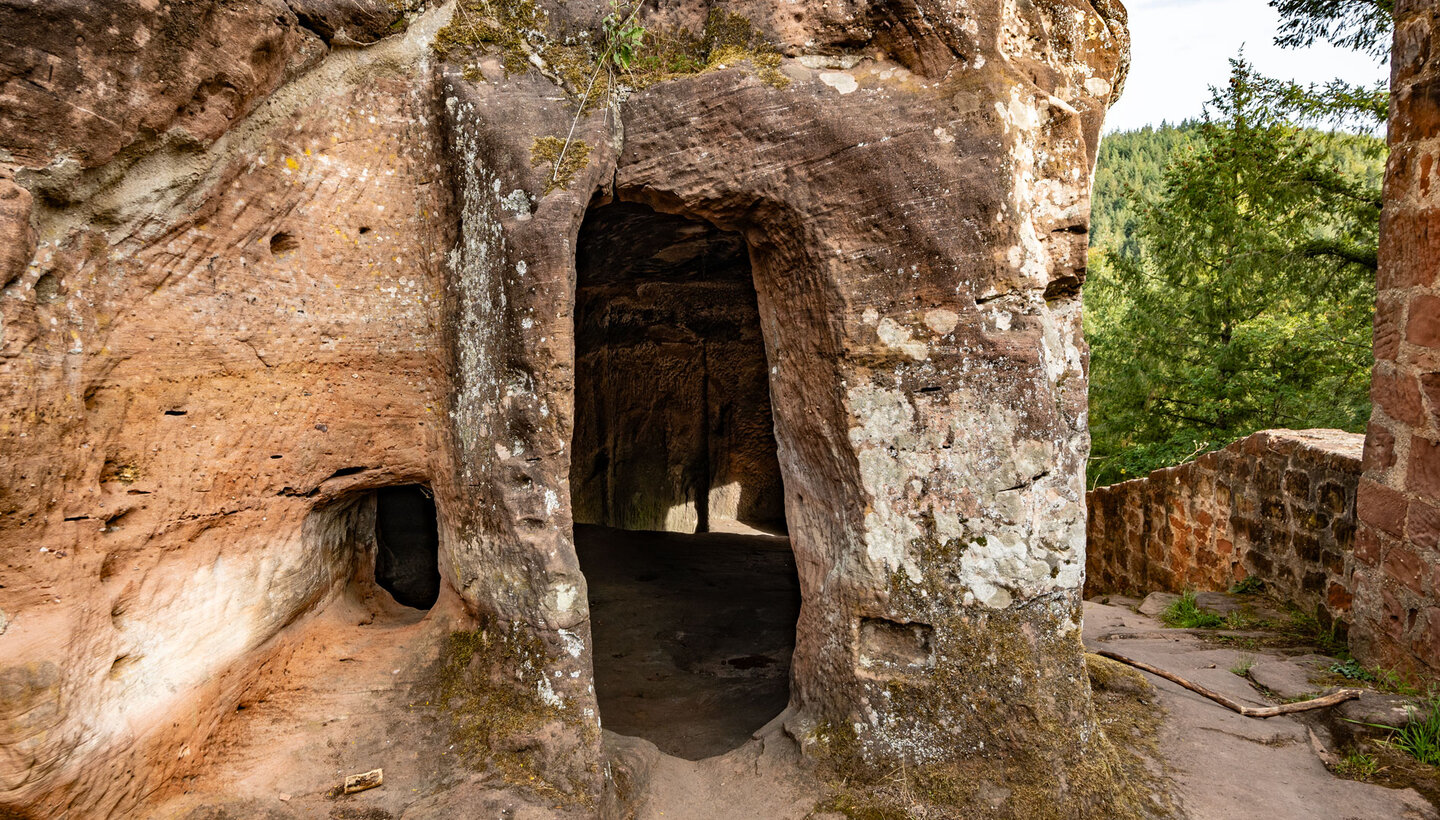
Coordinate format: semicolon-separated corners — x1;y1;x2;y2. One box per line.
1353;697;1440;766
1230;652;1256;677
1333;748;1381;781
1384;700;1440;765
1161;590;1225;629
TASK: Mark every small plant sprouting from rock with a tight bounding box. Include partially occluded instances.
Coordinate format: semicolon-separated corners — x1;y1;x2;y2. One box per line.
1330;658;1376;682
1229;576;1266;595
1333;748;1381;781
544;0;647;192
1223;608;1258;630
603;1;645;71
1327;658;1426;696
1230;652;1256;677
1161;590;1226;629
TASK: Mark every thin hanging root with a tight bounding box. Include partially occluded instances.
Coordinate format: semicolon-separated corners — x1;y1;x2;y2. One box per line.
1095;648;1363;718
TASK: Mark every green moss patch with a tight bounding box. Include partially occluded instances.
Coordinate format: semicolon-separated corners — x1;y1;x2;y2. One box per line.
531;137;591;193
816;744;1170;820
627;10;791;90
435;3;791;94
814;665;1175;820
432;0;547;75
811;560;1174;818
426;620;592;806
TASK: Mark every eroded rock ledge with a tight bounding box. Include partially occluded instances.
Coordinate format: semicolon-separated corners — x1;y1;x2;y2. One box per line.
0;0;1131;816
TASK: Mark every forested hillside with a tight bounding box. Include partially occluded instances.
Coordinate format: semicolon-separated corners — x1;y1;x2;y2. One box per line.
1091;123;1198;258
1093;124;1386;259
1085;65;1387;487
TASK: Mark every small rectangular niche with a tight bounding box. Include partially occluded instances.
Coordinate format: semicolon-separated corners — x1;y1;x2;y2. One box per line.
858;617;935;675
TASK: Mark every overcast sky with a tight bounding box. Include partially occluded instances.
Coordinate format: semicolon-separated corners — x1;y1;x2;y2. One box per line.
1103;0;1389;132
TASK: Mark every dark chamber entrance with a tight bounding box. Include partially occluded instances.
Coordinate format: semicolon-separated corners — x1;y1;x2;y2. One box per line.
572;202;799;759
374;485;440;610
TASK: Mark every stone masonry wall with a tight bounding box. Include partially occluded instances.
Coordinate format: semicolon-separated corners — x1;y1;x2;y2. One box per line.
1086;429;1364;625
1350;0;1440;676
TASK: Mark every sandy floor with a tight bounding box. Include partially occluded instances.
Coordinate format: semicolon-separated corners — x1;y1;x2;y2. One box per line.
576;523;800;760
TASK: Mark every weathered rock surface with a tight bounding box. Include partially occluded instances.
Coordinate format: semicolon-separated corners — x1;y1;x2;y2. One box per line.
0;0;1133;816
1139;591;1180;617
1084;601;1437;820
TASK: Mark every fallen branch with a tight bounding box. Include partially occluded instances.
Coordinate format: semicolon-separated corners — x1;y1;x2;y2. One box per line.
1095;648;1363;718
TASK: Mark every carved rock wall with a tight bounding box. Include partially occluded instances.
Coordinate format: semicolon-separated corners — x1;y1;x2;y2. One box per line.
0;8;460;815
0;0;1132;815
1351;0;1440;677
570;203;784;533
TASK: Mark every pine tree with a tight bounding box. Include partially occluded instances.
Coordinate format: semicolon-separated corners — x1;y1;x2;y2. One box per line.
1270;0;1394;59
1086;60;1381;486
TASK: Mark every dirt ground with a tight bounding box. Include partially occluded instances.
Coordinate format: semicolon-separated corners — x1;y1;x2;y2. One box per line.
146;534;1440;819
576;523;799;760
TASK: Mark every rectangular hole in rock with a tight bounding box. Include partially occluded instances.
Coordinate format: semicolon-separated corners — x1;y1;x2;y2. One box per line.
858;617;936;675
570;201;799;761
373;485;440;610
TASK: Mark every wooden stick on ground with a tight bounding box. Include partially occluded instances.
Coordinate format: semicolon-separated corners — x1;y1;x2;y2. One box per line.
1094;648;1363;718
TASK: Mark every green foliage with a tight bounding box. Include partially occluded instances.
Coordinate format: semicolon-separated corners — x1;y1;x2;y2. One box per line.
1333;747;1381;780
1086;59;1381;487
1162;590;1226;629
1271;0;1394;59
1091;121;1199;260
1329;659;1424;695
1229;576;1267;595
1330;658;1376;681
1375;699;1440;766
602;0;645;71
1245;71;1389;129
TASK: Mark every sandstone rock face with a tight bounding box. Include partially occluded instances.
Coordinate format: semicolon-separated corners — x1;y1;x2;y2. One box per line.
0;0;1130;815
0;7;456;814
1351;0;1440;677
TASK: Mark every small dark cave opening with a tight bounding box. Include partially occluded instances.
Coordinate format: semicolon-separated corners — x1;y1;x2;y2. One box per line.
571;201;800;760
374;485;441;610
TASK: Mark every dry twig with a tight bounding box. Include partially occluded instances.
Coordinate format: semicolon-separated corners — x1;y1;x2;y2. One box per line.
1095;648;1363;718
